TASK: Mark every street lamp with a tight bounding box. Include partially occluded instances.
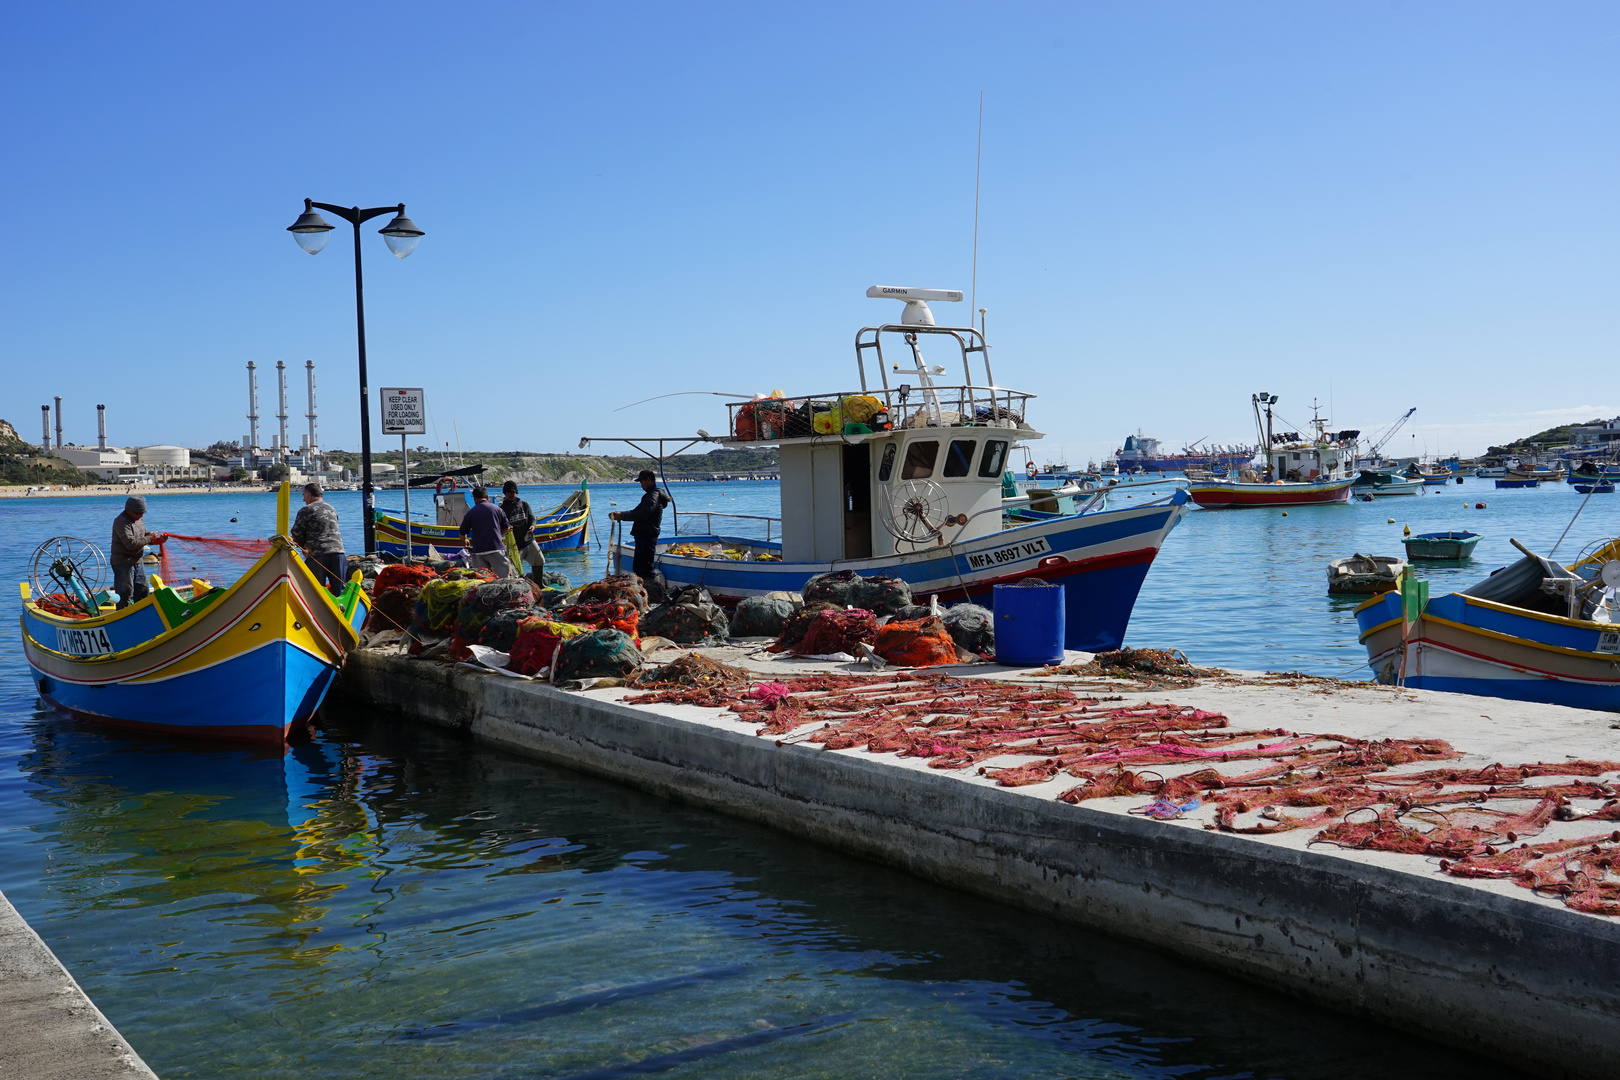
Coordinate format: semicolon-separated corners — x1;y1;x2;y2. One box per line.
287;197;425;554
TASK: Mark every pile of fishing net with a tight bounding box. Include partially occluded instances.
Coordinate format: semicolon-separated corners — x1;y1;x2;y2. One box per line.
1079;648;1218;680
375;564;439;594
871;616;959;667
508;617;590;676
942;604;995;655
413;578;482;634
553;628;643;681
791;607;879;657
625;653;753;706
559;599;642;639
801;570;911;616
442;566;498;583
450;578;541;657
639;586;729;645
538;570;570;590
366;562;446;632
767;601;838;653
578;573;649;612
728;594;799;637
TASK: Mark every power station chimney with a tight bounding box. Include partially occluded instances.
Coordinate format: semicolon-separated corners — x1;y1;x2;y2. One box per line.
275;361;290;463
247;362;260;451
96;404;107;450
41;405;51;454
304;360;319;468
54;396;63;449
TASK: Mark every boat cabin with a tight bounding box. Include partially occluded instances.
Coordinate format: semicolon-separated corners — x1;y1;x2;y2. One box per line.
724;287;1039;562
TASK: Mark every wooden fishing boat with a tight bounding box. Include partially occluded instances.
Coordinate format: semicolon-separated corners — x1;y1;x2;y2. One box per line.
1327;553;1405;594
1186;394;1358;509
1495;478;1539;489
374;480;591;560
597;286;1191;652
18;486;369;743
1574;482;1616;495
1355;539;1620;710
1403;530;1482;560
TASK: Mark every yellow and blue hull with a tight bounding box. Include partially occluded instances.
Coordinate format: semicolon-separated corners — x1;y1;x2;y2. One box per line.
373;485;590;560
19;538;368;743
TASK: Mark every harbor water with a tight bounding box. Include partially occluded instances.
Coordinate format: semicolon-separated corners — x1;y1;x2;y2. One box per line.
4;477;1599;1076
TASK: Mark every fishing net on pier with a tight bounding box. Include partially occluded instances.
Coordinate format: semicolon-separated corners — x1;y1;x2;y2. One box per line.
368;584;424;631
802;570;862;607
155;534;272;588
872;616;958;667
375;563;439;594
941;604;995;655
559;599;642;639
578;574;649;612
849;574;912;617
729;595;798;637
619;669;1620;919
414;578;482;633
625;653;752;705
553;628;643;681
508;617;589;676
639;586;729;645
767;601;838;653
791;608;879;657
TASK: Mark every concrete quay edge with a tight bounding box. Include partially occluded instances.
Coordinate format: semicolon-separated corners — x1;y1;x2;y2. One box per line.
0;889;158;1079
336;649;1620;1080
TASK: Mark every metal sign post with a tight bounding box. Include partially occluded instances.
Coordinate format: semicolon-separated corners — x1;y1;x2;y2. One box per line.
380;388;427;561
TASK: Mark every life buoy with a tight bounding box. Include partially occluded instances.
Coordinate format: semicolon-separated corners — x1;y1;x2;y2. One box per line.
1025;461;1038;479
435;476;460;495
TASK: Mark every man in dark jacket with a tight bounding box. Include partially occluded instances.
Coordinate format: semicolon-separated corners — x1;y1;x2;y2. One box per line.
609;470;670;582
500;480;545;580
110;495;167;609
290;483;346;592
459;486;514;577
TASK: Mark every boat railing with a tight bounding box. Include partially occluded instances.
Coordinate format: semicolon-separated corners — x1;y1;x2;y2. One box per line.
726;383;1035;442
672;511;781;543
1072;478;1190;515
946;479;1184;543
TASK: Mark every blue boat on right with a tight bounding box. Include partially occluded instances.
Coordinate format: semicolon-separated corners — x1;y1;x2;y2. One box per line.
1356;538;1620;709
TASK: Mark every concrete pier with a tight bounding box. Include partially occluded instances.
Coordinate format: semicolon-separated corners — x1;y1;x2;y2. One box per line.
0;890;158;1078
336;649;1620;1079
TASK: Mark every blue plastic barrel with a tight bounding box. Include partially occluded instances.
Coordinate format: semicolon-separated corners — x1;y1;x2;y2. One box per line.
993;581;1066;666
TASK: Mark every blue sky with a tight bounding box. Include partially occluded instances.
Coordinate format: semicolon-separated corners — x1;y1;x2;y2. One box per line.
3;2;1616;463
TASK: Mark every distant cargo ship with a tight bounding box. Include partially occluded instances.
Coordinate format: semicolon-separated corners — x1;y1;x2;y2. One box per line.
1113;432;1258;473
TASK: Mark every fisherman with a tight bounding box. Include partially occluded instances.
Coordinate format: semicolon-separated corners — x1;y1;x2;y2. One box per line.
110;495;167;609
500;480;546;582
459;486;515;577
609;470;670;584
290;483;347;592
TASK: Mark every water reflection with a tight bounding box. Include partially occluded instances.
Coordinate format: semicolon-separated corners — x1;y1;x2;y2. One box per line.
13;710;1527;1079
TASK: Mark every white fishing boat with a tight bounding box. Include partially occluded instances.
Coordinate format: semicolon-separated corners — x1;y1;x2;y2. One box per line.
590;286;1191;652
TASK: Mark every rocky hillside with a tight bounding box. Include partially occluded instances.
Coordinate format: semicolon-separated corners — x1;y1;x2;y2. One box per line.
325;447;778;486
0;418;93;486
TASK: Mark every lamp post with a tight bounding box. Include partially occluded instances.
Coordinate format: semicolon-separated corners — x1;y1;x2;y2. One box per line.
286;198;424;554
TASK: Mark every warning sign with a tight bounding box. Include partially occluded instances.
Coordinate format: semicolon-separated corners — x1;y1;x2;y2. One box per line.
380;388;427;435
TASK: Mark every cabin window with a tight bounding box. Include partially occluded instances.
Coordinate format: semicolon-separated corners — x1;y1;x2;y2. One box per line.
943;439;975;478
877;443;898;482
979;440;1008;478
901;440;939;480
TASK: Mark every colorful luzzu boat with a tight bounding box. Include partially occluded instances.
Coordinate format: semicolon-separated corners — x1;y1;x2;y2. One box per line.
1186;394;1359;509
373;480;590;560
598;286;1191;653
19;486;369;743
1354;539;1620;710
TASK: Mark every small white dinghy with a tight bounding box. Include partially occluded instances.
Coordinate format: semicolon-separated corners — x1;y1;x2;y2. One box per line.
1327;553;1406;595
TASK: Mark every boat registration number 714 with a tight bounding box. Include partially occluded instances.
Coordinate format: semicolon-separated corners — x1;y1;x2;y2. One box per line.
55;625;114;657
965;536;1050;570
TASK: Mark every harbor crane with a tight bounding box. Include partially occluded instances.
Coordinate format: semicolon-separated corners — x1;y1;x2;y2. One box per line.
1362;407;1417;464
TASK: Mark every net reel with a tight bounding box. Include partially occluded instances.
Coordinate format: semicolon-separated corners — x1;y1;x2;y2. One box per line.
29;536;109;616
880;479;951;545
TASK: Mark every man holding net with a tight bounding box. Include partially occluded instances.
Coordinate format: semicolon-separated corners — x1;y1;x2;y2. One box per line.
291;483;347;592
460;486;515;577
111;495;168;609
500;480;545;582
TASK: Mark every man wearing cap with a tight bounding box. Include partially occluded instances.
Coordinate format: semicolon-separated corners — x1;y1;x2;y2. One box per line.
459;486;515;577
110;496;167;609
500;480;546;581
609;470;670;583
290;483;347;592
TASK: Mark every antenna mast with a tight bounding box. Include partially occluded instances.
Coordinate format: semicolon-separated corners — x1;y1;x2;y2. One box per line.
970;92;983;327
